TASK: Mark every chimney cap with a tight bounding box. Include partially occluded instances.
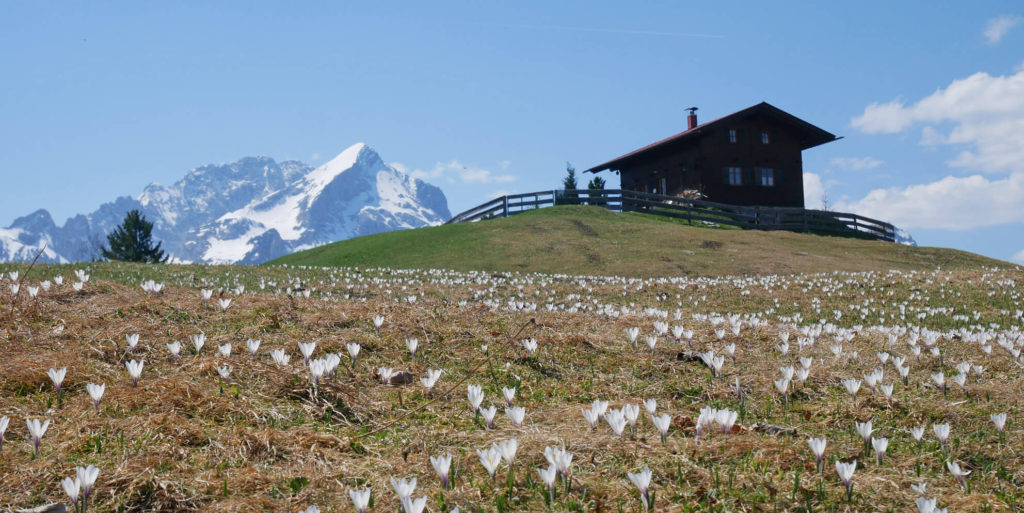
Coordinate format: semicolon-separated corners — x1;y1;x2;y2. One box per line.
686;106;698;115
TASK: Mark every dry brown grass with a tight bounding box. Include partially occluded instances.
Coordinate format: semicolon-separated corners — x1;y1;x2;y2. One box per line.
0;264;1021;512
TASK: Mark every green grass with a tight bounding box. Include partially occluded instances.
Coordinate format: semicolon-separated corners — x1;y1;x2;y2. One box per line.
270;206;1008;277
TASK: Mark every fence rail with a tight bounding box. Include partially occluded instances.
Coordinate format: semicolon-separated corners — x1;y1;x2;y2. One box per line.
446;189;896;242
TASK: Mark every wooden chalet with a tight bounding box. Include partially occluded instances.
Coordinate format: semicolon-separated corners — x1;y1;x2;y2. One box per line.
585;102;838;208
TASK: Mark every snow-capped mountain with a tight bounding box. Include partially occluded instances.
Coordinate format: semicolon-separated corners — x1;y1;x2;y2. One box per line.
895;228;918;247
0;143;450;264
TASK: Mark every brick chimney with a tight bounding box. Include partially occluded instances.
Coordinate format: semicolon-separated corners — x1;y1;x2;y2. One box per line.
686;107;698;130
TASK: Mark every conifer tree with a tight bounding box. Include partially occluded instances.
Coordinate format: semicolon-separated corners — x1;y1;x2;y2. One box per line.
562;162;578;190
101;210;167;263
586;175;606;205
561;162;579;203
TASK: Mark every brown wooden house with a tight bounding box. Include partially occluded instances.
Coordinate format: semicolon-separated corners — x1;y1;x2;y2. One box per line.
585;102;838;208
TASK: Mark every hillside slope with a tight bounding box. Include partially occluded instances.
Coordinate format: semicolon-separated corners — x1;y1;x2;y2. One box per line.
269;206;1008;276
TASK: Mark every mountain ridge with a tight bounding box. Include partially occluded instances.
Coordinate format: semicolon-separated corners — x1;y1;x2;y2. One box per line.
0;143;450;264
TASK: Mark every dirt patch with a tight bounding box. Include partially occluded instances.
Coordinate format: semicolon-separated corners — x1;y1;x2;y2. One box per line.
701;240;723;250
570;219;599;237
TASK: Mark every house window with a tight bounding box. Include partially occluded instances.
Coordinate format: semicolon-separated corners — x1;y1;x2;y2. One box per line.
728;167;743;185
728;129;737;143
759;168;775;186
761;131;770;144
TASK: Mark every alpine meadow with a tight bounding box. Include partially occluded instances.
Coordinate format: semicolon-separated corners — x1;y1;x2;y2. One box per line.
4;3;1024;513
1;253;1021;512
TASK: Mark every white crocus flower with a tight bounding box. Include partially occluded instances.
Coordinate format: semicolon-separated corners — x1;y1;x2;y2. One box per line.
835;460;857;499
627;466;653;511
61;476;81;509
604;409;627;437
390;476;417;500
346;342;361;367
47;367;67;400
297;342;316;364
480;405;497;429
933;423;951;448
271;349;291;366
421;369;442;390
652;413;671;443
522;338;539;356
808;437;827;472
506;406;526;427
125;359;145;387
167;341;182;359
349;488;371;513
126;333;140;353
946;461;971;490
191;333;206;354
991;412;1008;433
872;437;889;465
477;446;502;478
87;383;105;412
26;418;50;457
217;365;232;381
0;415;9;450
538;465;558;495
467;384;484;411
430;454;452;489
502;387;517;406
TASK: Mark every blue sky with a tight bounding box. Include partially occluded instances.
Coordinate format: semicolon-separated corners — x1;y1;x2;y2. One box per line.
2;2;1023;263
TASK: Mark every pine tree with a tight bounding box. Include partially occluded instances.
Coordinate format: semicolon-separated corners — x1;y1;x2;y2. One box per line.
562;162;578;190
561;162;579;203
101;210;167;263
586;175;606;206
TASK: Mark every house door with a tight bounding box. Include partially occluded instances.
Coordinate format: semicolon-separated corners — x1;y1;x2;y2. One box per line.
659;177;667;195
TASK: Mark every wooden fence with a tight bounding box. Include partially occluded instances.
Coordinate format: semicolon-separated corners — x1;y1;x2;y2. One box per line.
446;189;896;242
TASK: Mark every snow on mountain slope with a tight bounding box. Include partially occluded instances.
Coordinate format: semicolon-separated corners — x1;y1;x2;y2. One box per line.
895;228;918;247
0;144;451;265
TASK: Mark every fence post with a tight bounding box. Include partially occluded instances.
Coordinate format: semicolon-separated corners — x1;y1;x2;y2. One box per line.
552;190;557;206
503;195;509;217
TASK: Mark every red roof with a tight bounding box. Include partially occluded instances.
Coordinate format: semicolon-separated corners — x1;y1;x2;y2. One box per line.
585;102;838;173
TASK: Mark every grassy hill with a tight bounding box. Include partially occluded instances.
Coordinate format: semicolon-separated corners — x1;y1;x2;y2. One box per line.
269;206;1008;276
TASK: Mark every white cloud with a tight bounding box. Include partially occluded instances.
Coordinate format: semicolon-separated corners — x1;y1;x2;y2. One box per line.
835;171;1024;230
803;172;826;209
403;160;516;184
830;156;883;171
984;15;1023;44
1013;248;1024;264
850;68;1024;173
850;99;914;134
